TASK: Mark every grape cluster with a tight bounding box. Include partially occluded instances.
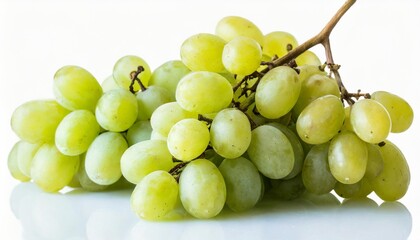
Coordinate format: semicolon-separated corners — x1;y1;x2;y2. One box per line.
8;15;413;221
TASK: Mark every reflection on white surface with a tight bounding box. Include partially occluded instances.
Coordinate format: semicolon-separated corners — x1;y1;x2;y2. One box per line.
11;182;412;240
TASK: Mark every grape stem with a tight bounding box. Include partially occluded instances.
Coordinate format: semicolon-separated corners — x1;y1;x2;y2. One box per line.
129;66;147;93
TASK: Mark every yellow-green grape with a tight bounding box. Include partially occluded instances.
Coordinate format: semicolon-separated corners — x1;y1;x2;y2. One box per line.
210;108;251;159
365;143;384;180
101;75;121;92
247;125;294;179
95;88;138;132
296;64;327;84
295;50;322;66
352;177;374;198
350;99;391;144
371;140;410;201
131;170;178;220
11;100;70;143
218;157;262;212
179;159;226;219
113;55;152;91
121;140;173;184
328;131;368;184
31;143;80;192
215;16;264;46
296;95;345;144
292;74;340;119
150;102;198;136
136;86;173;121
176;71;233;114
334;181;361;199
180;33;226;72
126;120;152;146
53;65;103;112
341;106;354;132
85;132;128;185
150;130;167;141
371;91;414;133
270;174;305;200
255;66;301;119
222;36;262;75
167;119;210;161
14;141;41;178
8;141;32;182
205;149;224;167
263;31;298;58
76;154;108;191
55;110;100;156
302;142;337;195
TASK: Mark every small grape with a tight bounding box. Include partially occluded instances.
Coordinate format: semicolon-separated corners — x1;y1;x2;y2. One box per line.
295;50;322;66
222;36;262;75
215;16;264;46
263;31;298;58
126;120;152;146
8;141;32;182
113;55;152;91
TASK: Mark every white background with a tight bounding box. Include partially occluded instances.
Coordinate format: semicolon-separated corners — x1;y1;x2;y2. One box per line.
1;0;419;239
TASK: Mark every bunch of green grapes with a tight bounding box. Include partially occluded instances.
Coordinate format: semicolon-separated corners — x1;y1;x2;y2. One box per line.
9;14;413;221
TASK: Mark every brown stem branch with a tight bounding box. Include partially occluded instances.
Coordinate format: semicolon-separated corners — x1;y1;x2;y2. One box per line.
129;66;147;93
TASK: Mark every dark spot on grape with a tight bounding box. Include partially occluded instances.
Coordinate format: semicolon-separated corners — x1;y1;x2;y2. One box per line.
378;141;386;147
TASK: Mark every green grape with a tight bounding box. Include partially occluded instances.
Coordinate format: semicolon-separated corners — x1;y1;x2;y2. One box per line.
126;120;152;146
95;88;138;132
295;50;322;66
176;71;233;114
113;55;152;91
136;85;173;121
270;173;305;200
11;100;70;143
334;181;361;199
55;110;100;156
263;31;298;58
76;153;108;191
371;140;410;201
180;33;226;72
8;141;32;182
218;157;262;212
179;159;226;219
131;170;178;220
365;143;384;180
210;108;251;159
101;75;121;92
167;118;210;161
296;95;345;144
150;102;198;136
328;131;368;184
341;106;354;132
296;64;327;84
292;74;340;119
247;125;294;179
53;65;103;112
222;36;262;75
204;149;224;167
268;123;304;179
31;143;80;192
352;177;374;198
148;60;191;99
302;142;337;195
350;99;391;144
215;16;264;46
14;141;41;178
85;132;128;185
121;140;173;184
255;66;301;119
150;130;167;141
371;91;414;133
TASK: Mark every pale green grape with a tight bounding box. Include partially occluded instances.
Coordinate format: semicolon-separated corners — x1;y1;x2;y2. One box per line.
131;170;178;220
136;86;173;120
53;65;103;112
218;157;262;212
176;71;233;114
255;66;301;119
371;140;410;201
270;174;305;200
148;60;191;99
85;132;128;185
328;131;368;184
263;31;298;58
150;130;167;141
296;95;345;144
113;55;152;91
180;33;226;72
11;100;70;143
121;140;173;184
302;142;337;195
95;88;138;132
296;64;327;84
341;106;354;132
295;50;322;66
31;143;80;192
150;102;198;136
222;36;262;75
126;120;152;146
179;159;226;219
210;108;251;159
76;154;108;191
371;91;414;133
334;181;361;199
14;141;41;178
215;16;264;46
167;118;210;161
101;75;121;92
8;141;32;182
350;99;391;144
204;149;224;167
247;125;294;179
55;110;100;156
365;143;384;180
